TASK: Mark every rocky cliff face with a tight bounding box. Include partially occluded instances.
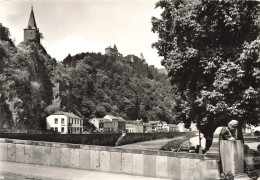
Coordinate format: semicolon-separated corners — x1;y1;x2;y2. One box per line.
0;40;54;130
0;37;177;131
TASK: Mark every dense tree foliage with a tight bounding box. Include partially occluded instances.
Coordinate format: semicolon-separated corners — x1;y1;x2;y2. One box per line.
0;38;53;130
48;52;177;130
0;23;14;46
152;0;260;137
0;23;177;130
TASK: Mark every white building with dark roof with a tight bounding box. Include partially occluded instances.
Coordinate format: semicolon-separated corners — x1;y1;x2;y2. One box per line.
89;118;105;132
46;111;83;134
103;115;126;132
125;119;143;133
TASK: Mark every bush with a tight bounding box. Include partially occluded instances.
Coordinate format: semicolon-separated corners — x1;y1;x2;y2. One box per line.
220;172;234;180
245;167;260;180
254;131;260;136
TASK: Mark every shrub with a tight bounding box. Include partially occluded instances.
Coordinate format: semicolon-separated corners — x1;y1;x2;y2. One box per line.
254;131;260;136
245;167;260;180
220;172;234;180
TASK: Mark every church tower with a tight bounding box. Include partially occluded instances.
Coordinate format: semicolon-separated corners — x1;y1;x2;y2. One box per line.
24;6;40;43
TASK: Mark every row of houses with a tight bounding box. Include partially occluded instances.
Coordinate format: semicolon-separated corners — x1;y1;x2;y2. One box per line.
46;111;197;134
90;115;126;132
90;116;197;133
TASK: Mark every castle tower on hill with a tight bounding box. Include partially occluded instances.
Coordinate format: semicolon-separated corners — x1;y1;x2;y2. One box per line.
105;44;123;57
24;6;40;43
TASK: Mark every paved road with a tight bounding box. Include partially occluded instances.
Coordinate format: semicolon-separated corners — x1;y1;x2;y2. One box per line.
0;161;169;180
118;136;190;150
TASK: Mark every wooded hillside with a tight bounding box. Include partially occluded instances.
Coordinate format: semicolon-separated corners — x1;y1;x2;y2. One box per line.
0;23;177;131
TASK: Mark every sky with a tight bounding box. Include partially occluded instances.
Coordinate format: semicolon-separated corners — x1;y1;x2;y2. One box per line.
0;0;164;68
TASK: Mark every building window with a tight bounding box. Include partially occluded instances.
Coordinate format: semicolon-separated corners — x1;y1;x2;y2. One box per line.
61;127;64;132
61;118;64;124
55;127;58;132
55;118;58;124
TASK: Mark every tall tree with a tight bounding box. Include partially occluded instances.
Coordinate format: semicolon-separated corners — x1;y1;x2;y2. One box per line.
0;23;14;46
152;0;260;138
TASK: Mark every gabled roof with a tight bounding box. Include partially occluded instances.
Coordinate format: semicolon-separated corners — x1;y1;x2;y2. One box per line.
90;118;105;122
144;123;152;127
168;124;177;127
125;120;143;125
27;7;37;29
52;111;82;119
104;115;117;119
149;121;161;125
104;115;125;122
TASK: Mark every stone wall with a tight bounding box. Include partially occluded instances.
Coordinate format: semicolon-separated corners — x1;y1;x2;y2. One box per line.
0;138;220;180
117;132;196;146
0;132;195;147
0;133;122;146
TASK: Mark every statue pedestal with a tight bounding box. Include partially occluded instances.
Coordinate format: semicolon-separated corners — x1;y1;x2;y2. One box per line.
220;140;244;174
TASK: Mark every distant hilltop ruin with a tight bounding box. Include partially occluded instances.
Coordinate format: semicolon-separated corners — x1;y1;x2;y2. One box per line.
105;44;123;57
105;44;147;64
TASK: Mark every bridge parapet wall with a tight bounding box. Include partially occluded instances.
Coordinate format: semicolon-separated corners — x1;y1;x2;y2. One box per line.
0;138;220;180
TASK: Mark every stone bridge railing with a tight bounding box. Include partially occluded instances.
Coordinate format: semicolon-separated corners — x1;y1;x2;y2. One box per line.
0;138;220;180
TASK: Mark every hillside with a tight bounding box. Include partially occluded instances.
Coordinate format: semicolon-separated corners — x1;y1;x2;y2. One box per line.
0;39;55;129
0;24;177;131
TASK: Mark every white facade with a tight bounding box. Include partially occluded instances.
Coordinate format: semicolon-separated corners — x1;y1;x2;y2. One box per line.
46;112;83;134
177;123;198;132
162;121;168;132
167;124;178;132
90;118;104;132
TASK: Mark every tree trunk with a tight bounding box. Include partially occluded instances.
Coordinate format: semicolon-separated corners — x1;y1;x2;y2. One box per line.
237;121;244;143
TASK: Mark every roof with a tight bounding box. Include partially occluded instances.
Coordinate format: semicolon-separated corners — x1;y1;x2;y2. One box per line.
104;115;125;122
144;123;152;127
125;120;143;125
52;111;82;119
90;118;104;122
28;8;37;29
103;119;113;123
149;121;161;125
168;124;177;128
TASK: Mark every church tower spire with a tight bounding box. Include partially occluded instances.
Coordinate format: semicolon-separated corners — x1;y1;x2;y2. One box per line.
28;6;37;29
24;6;40;43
